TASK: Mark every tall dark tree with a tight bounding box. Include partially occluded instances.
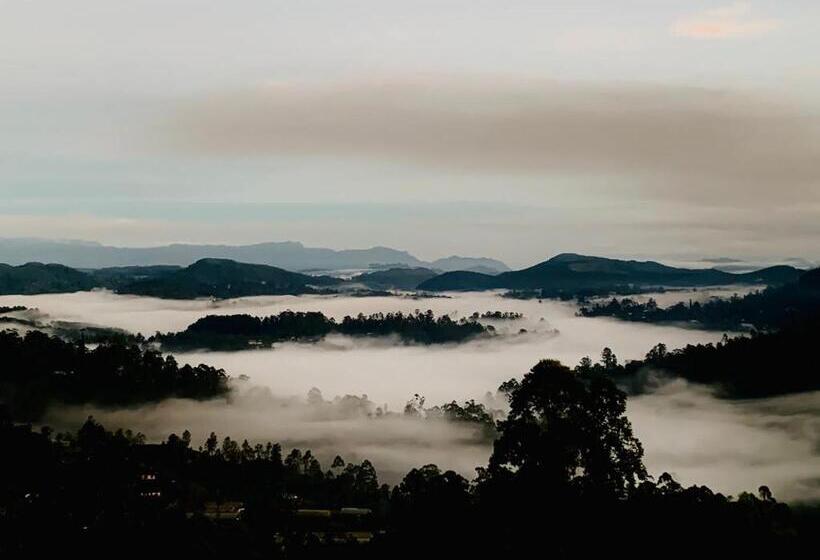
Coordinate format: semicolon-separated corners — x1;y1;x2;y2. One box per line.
484;359;646;499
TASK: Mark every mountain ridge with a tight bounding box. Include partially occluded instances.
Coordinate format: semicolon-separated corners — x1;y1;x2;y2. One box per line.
0;238;509;274
418;254;804;292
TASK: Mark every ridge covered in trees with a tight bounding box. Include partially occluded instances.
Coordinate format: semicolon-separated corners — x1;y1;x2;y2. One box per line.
0;254;805;298
578;278;820;331
418;253;803;293
574;319;820;398
154;310;490;350
0;330;229;421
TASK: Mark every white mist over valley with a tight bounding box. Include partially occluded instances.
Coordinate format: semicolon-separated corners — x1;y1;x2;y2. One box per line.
4;288;818;501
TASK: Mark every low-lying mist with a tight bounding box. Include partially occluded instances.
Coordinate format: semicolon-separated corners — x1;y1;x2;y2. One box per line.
630;381;820;503
0;290;729;407
43;383;494;485
42;380;820;502
5;289;819;502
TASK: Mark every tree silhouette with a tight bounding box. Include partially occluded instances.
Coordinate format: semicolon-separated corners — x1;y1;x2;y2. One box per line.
485;359;646;499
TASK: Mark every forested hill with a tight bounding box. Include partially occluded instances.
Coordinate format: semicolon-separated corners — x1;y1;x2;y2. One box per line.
116;258;342;298
576;316;820;399
0;262;96;294
0;253;805;297
578;268;820;331
0;258;342;298
351;267;439;290
0;330;229;421
418;253;803;293
800;267;820;290
154;310;490;350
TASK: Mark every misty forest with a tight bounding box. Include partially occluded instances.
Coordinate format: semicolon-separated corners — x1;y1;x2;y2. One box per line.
2;252;820;558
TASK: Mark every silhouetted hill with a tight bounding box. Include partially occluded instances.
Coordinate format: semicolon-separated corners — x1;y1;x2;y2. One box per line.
0;238;509;273
419;270;503;291
429;256;509;274
90;265;182;289
418;253;803;292
351;267;439;290
117;258;343;299
580;280;820;331
735;265;805;285
0;262;95;295
799;267;820;290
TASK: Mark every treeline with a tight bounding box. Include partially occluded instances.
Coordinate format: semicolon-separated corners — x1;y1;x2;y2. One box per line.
504;284;662;301
470;310;523;320
0;330;229;421
574;319;820;398
2;360;814;558
578;282;820;331
155;310;490;350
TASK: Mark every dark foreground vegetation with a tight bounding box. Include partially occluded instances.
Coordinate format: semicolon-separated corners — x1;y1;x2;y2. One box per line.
155;310;490;350
3;359;815;559
0;330;229;421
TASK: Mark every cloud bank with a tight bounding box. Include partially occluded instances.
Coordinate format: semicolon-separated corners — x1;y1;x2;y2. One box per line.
164;78;820;205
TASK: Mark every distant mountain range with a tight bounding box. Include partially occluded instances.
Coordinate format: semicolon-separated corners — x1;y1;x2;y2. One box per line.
0;238;510;274
0;253;810;298
417;253;805;292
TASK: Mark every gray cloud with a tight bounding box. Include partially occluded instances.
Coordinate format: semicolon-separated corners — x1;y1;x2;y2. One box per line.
164;79;820;204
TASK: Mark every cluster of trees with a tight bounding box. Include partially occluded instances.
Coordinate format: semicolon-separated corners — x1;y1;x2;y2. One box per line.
470;310;524;320
402;394;498;440
0;305;26;314
578;282;820;331
155;310;490;350
574;319;820;398
2;360;814;558
0;330;229;421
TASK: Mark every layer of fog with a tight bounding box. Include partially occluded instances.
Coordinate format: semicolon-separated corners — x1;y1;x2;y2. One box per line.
43;383;493;485
0;289;731;408
5;289;819;501
631;381;820;503
43;380;820;502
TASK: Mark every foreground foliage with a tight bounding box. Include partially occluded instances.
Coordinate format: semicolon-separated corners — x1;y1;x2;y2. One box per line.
1;360;815;559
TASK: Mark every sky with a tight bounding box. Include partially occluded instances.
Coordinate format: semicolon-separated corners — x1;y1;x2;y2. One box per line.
1;1;819;267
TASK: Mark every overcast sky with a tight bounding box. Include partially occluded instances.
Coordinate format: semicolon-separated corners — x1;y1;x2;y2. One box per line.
1;1;819;267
